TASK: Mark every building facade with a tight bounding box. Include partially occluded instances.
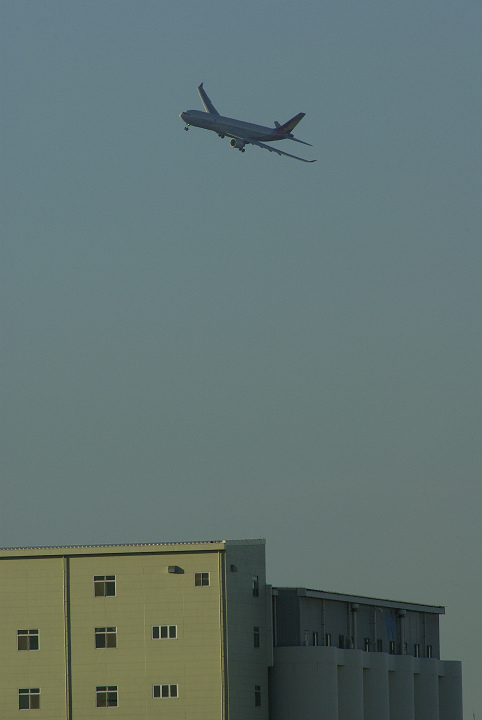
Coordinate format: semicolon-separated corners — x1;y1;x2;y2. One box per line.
0;540;462;719
0;539;269;719
269;587;463;720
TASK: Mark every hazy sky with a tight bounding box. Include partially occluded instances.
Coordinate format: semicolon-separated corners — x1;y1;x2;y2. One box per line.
2;0;481;715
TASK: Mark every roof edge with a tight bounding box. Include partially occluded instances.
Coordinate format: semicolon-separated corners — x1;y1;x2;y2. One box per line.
274;587;445;614
0;538;266;558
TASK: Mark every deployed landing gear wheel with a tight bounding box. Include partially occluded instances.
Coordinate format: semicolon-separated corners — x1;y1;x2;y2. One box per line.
184;126;189;131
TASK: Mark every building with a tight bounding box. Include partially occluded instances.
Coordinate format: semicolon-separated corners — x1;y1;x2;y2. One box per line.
0;539;269;719
0;539;462;719
269;587;463;720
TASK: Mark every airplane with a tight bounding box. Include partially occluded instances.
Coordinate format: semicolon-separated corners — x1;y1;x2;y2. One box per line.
180;83;316;163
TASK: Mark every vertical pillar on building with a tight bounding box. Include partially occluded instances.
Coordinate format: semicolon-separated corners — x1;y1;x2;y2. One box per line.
414;659;439;720
321;598;326;645
438;661;463;720
337;650;363;720
363;651;390;720
347;604;352;648
63;556;72;720
318;648;339;720
351;604;359;649
398;610;406;654
372;607;377;648
388;655;416;720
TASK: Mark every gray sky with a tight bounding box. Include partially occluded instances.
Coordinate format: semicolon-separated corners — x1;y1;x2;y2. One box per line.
2;0;481;715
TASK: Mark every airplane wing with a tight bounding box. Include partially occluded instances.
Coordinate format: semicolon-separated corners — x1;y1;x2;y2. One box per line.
290;137;313;147
238;136;317;163
197;83;219;115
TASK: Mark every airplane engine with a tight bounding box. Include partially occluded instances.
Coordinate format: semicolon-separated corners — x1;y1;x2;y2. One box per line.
230;138;246;151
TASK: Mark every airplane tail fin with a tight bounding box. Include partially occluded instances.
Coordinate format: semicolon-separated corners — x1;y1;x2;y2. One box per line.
198;82;219;115
276;112;306;135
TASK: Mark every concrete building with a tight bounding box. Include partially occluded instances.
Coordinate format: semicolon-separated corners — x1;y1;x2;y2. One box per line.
270;587;463;720
0;539;269;719
0;539;462;719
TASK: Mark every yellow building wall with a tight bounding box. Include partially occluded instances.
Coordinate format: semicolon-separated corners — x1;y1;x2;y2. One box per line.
0;557;67;719
0;542;267;720
68;550;224;719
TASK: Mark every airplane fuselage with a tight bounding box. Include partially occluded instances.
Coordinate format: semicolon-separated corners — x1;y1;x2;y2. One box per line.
180;110;284;143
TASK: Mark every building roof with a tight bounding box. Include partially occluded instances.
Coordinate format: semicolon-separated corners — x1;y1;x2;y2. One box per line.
0;538;265;559
274;587;445;615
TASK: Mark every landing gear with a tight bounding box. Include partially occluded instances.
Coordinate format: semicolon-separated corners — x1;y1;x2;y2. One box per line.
218;133;225;139
240;148;245;153
184;125;189;131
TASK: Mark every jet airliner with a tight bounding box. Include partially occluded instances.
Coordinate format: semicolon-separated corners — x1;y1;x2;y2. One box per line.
180;83;316;163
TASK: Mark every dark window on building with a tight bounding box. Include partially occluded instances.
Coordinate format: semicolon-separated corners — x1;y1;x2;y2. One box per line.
427;645;433;658
253;626;260;648
194;572;210;587
94;575;116;597
364;638;371;652
95;627;117;648
252;576;259;597
152;625;177;639
414;643;420;657
338;635;345;649
19;689;40;710
255;685;261;707
313;632;319;646
17;630;39;651
389;640;396;655
377;639;383;652
153;684;178;698
325;633;331;647
96;686;118;707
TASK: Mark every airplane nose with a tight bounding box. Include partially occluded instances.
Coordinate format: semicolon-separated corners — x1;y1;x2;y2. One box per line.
180;112;188;122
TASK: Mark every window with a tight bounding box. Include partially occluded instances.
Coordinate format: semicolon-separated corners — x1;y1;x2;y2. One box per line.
253;626;260;648
325;633;331;647
18;629;39;651
389;640;396;655
96;686;118;707
194;572;209;587
153;684;178;698
304;630;309;646
414;643;420;657
364;638;371;652
377;639;383;653
313;632;319;646
338;635;345;649
252;576;259;597
94;576;116;597
152;625;177;639
19;689;40;710
254;685;261;707
95;627;117;648
426;645;433;658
